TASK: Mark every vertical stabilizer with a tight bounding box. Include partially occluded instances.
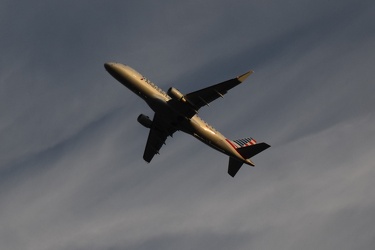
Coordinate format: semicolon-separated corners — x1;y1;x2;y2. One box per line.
227;137;270;160
229;137;257;148
236;142;270;159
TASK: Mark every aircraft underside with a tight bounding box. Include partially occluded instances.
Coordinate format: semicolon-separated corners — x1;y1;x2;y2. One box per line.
104;62;270;177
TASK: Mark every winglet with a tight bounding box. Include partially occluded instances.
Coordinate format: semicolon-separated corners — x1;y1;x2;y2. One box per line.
237;70;254;83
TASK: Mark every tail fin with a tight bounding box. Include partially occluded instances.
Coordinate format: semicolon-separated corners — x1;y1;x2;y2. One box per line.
226;137;270;177
227;137;270;159
236;142;270;159
230;137;257;148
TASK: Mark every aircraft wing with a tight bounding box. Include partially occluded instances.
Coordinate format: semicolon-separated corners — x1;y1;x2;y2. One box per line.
184;70;253;111
143;113;177;162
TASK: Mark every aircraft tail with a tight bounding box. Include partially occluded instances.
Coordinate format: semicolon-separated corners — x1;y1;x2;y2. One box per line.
228;157;243;177
230;137;257;148
226;137;270;177
228;137;270;159
236;142;271;159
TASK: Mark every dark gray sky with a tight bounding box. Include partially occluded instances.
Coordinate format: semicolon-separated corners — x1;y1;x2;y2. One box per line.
1;1;375;249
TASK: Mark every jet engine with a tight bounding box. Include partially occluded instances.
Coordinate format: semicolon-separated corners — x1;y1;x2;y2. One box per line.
167;87;186;102
137;114;152;128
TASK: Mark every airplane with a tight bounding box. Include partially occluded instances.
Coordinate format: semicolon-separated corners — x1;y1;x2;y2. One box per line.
104;62;270;177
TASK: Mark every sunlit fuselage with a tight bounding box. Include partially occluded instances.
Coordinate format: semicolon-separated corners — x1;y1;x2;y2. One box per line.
104;62;254;166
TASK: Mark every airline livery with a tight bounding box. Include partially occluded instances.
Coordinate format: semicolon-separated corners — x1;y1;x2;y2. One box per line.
104;62;270;177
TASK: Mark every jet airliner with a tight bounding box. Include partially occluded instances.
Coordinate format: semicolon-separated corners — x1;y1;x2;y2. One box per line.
104;62;270;177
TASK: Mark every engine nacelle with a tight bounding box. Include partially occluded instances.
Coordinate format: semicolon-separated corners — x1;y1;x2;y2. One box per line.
167;87;186;102
137;114;152;128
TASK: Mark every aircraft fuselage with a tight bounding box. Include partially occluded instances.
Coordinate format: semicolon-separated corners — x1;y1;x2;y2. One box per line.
104;62;253;166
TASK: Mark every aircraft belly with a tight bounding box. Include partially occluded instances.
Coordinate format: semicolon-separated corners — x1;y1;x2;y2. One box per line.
186;119;225;153
111;69;156;101
145;95;169;113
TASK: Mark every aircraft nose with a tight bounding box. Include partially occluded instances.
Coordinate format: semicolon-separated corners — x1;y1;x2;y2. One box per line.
104;62;113;71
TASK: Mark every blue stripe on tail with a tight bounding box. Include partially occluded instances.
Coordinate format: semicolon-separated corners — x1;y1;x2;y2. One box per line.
232;137;257;148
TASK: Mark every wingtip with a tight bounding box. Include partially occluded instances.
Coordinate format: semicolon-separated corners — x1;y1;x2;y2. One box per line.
237;70;254;82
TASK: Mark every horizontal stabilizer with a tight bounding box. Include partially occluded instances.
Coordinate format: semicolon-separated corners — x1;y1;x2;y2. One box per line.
228;157;244;177
236;142;270;159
